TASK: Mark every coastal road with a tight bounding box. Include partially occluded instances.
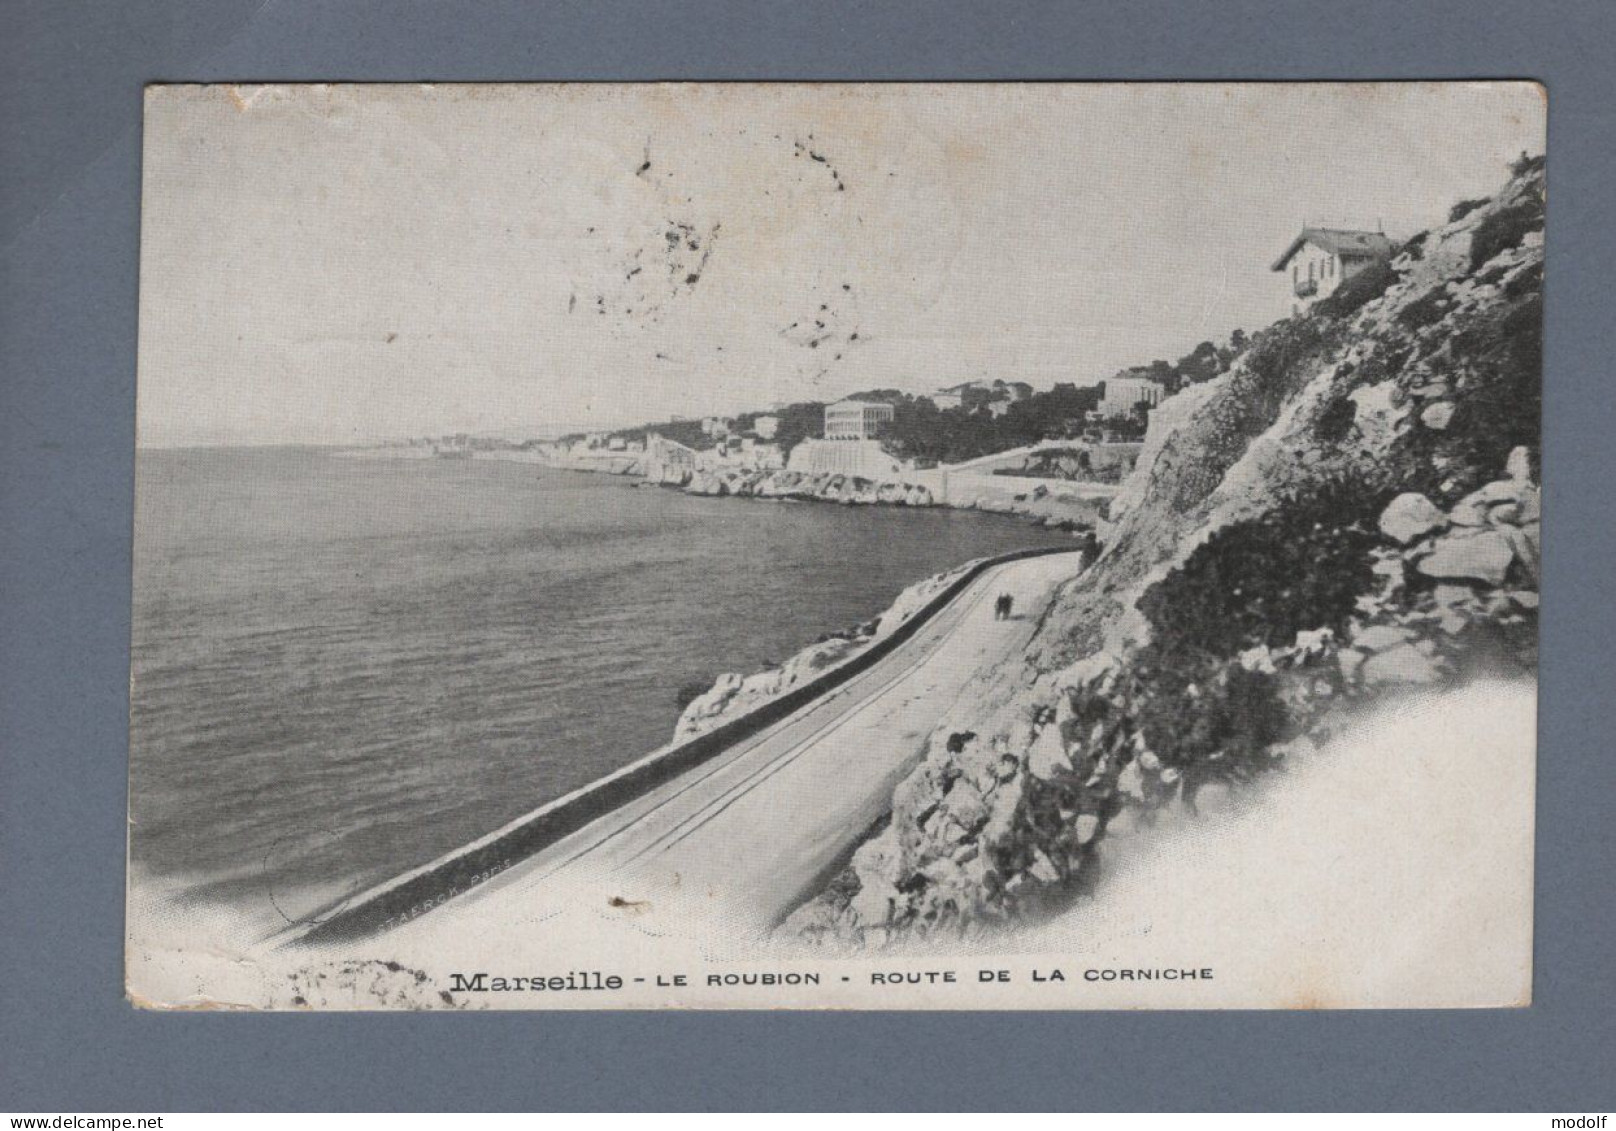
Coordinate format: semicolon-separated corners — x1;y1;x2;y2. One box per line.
385;551;1082;950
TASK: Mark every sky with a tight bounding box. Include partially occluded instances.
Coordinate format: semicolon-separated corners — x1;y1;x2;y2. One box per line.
136;83;1545;448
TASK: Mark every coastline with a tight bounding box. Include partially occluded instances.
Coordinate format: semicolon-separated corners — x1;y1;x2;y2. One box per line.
336;444;1114;531
132;444;1080;936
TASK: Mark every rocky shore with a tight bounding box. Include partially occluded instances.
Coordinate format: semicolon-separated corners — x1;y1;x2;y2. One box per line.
673;561;978;739
662;465;1103;530
783;158;1545;946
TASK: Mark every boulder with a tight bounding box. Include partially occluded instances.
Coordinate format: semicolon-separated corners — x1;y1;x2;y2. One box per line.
1352;623;1414;653
1027;849;1061;884
1416;529;1516;586
1338;649;1366;682
1420;401;1456;430
1114;759;1145;802
1379;493;1448;545
1362;643;1443;687
1026;724;1072;780
1432;583;1478;608
1237;645;1277;673
1498;523;1540;585
849;879;897;926
1506;444;1534;483
1518;486;1541;524
1450;479;1524;526
1105;806;1141;838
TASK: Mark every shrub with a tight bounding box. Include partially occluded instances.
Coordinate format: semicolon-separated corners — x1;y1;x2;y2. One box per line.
1239;316;1331;414
1397;287;1450;331
1314;259;1397;319
1449;197;1489;223
1470;193;1545;271
1435;293;1543;488
1503;260;1543;300
1136;479;1382;659
1129;649;1289;800
1510;152;1545;177
1314;394;1358;444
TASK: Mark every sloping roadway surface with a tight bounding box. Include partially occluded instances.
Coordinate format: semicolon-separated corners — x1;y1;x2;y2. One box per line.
387;551;1081;950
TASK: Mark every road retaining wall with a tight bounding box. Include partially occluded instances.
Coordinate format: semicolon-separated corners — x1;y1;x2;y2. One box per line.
285;545;1077;946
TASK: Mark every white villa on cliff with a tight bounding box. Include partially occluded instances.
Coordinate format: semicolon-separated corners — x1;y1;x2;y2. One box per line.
823;400;895;441
1272;226;1397;316
1100;375;1165;419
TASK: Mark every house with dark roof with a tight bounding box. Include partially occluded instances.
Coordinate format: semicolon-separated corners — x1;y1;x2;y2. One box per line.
1272;227;1397;315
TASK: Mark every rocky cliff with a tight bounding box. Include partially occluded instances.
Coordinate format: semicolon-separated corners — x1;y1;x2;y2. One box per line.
786;158;1545;946
656;465;1102;528
673;561;978;739
664;466;936;506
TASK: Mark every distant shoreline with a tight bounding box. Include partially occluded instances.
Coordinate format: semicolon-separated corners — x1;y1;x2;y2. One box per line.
326;443;1113;532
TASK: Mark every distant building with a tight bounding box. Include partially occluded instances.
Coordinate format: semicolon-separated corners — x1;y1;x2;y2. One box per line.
930;379;1031;412
751;414;780;440
789;438;906;478
824;400;895;441
700;416;732;438
1101;376;1164;418
1272;227;1397;316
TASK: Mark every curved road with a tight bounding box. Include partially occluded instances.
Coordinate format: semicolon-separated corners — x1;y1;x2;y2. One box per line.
386;551;1082;951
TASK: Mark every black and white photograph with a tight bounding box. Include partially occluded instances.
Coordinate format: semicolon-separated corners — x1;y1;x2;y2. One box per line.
125;82;1545;1011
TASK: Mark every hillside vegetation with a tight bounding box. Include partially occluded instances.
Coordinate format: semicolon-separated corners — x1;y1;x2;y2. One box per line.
787;158;1545;945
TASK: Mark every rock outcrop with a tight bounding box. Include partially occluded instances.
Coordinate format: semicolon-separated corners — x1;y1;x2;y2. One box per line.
654;466;1102;528
669;468;937;507
786;158;1544;947
673;562;977;739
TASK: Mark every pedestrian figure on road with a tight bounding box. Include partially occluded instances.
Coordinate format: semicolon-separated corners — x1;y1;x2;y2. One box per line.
995;593;1014;620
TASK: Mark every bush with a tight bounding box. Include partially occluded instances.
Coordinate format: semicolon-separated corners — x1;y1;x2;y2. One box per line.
1510;152;1545;177
1129;649;1289;799
1240;316;1330;409
1430;293;1543;491
1314;259;1398;319
1124;484;1383;803
1397;288;1450;331
1314;394;1358;444
1503;260;1543;300
1449;197;1489;223
1470;193;1545;271
1136;479;1382;659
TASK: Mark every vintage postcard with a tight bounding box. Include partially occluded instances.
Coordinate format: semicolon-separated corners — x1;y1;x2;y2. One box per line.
128;82;1545;1010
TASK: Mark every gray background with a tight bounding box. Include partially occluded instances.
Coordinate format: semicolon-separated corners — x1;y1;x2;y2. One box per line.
2;0;1612;1112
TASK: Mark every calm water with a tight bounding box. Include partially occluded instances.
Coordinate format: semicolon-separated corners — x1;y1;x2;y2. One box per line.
130;447;1072;925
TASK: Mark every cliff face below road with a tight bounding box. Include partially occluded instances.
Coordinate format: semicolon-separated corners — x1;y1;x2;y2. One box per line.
787;159;1545;945
673;560;977;740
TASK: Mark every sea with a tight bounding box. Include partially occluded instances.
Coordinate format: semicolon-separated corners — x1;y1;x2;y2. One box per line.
129;446;1074;933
